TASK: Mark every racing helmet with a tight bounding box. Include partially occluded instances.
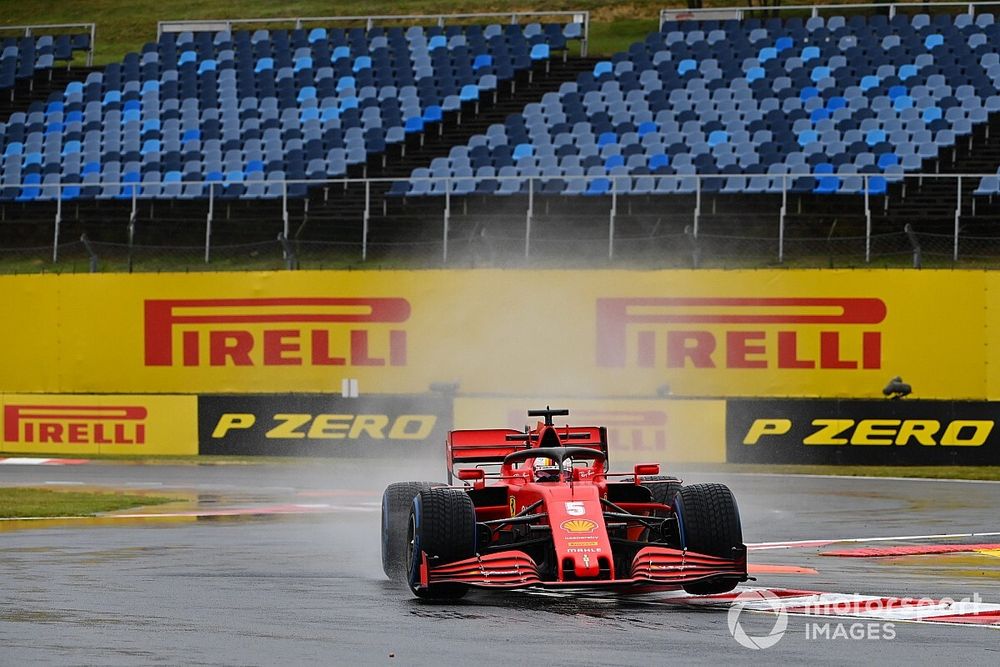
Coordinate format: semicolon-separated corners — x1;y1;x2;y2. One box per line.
533;457;568;482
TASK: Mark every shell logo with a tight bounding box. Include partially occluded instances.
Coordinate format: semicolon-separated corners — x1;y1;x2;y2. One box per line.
560;519;598;533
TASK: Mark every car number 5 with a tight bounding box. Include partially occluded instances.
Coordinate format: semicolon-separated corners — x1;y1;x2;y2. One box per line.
565;501;586;516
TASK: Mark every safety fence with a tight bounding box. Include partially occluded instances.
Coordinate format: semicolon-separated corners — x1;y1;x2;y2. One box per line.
1;171;998;272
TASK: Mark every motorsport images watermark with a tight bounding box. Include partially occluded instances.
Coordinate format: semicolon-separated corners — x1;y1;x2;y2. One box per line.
727;591;987;649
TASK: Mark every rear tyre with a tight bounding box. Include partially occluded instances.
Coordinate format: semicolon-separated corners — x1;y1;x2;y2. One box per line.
673;483;743;595
406;488;477;599
381;481;444;582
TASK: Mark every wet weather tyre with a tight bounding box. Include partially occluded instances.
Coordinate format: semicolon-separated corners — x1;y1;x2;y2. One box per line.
639;476;683;509
381;482;443;582
673;483;743;595
406;488;477;599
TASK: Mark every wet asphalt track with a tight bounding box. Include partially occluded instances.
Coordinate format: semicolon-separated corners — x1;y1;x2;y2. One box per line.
2;461;999;665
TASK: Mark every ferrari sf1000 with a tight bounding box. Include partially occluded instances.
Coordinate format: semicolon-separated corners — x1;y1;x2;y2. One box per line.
381;407;748;599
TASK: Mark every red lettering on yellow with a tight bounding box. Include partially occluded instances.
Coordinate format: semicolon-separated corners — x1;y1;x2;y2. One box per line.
350;330;385;366
310;330;346;365
263;330;301;366
209;331;254;366
726;331;767;368
777;330;815;368
667;331;715;368
820;331;857;369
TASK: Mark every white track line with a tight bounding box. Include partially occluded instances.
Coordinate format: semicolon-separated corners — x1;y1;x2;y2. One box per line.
526;587;1000;628
748;531;1000;551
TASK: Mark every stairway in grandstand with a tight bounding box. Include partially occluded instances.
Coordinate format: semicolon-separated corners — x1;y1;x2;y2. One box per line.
0;66;99;119
297;55;598;245
774;109;1000;263
878;111;1000;233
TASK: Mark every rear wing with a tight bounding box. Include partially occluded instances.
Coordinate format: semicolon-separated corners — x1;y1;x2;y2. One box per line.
447;426;609;477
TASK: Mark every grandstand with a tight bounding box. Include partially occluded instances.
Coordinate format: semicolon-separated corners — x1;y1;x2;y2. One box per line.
0;24;95;114
3;4;1000;270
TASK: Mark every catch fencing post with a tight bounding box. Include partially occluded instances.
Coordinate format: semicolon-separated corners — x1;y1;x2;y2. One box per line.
443;178;451;263
904;223;922;269
778;174;787;263
52;183;62;264
128;179;138;266
127;193;135;272
127;181;138;269
864;174;872;264
362;179;370;261
954;175;962;262
525;177;533;259
693;175;701;238
683;224;700;268
277;232;298;270
608;177;617;260
205;183;214;263
81;233;98;272
282;181;289;238
52;185;62;262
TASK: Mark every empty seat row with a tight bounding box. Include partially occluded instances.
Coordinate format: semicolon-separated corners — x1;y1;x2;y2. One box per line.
0;21;582;200
401;12;1000;197
1;32;91;90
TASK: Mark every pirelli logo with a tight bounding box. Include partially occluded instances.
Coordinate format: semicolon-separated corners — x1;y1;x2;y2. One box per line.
4;405;147;445
144;297;409;367
596;297;887;370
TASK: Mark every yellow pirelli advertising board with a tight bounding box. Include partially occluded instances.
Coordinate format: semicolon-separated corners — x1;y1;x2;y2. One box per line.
0;270;991;398
455;398;726;463
0;394;198;456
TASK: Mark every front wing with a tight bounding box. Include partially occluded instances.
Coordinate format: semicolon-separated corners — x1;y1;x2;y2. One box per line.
416;545;748;591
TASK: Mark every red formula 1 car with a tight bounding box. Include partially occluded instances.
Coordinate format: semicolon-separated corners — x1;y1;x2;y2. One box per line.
381;408;748;599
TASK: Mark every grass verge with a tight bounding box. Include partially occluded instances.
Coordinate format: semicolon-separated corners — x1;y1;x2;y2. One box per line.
0;487;181;518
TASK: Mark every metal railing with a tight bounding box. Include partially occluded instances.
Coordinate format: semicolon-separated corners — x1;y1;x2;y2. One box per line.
3;170;1000;271
158;11;590;57
0;23;96;67
661;1;1000;25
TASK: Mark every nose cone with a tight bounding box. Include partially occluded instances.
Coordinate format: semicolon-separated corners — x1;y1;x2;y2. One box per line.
571;553;601;579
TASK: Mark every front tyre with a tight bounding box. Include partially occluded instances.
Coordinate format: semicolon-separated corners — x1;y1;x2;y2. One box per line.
406;488;477;599
381;481;444;582
673;483;743;595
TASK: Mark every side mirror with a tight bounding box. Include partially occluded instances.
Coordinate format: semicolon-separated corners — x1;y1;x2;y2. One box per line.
456;468;485;481
633;463;660;479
